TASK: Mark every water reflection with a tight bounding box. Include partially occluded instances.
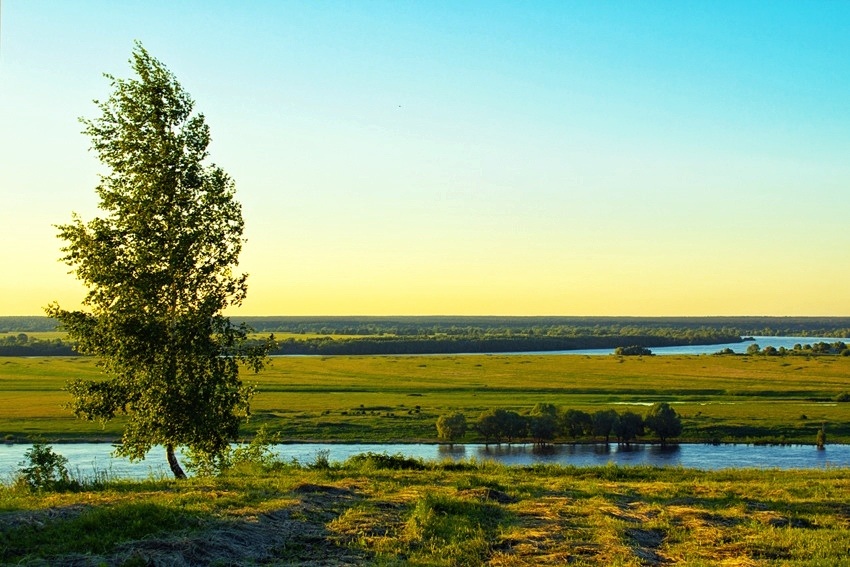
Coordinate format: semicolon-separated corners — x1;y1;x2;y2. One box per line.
437;444;467;458
460;442;690;467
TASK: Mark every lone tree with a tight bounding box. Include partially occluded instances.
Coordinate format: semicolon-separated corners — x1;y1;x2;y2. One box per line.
436;412;467;445
47;43;270;479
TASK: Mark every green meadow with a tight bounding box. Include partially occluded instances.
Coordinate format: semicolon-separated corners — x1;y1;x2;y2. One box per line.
2;353;849;444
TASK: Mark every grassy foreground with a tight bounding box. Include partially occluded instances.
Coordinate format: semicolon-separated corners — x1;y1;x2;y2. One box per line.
3;458;850;566
2;354;850;444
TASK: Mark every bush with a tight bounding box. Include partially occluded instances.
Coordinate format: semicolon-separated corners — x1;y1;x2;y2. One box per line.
346;452;425;470
185;425;282;476
310;449;331;470
15;441;77;491
230;426;282;469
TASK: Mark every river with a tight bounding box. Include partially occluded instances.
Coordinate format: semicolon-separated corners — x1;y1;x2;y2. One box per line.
546;336;848;356
2;442;848;482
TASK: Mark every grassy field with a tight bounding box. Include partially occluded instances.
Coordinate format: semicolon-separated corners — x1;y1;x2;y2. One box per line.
2;353;849;444
3;458;850;565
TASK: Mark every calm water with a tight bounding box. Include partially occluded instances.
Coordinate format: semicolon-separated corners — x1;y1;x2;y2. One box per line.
2;442;847;482
348;336;847;356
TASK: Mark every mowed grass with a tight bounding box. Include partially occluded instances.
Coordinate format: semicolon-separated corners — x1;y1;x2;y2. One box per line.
2;354;850;443
3;460;850;565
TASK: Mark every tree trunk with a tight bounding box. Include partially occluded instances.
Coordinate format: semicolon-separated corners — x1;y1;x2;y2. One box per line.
166;443;187;479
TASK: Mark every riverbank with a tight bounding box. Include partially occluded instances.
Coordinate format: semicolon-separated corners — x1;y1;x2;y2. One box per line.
3;459;850;565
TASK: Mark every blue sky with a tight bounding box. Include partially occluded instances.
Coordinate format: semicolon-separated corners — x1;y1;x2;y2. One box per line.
2;1;849;316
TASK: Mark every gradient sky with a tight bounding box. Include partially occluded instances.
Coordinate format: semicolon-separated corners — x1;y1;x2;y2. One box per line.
2;1;849;316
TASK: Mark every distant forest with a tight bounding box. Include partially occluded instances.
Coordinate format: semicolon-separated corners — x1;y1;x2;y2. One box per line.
3;315;850;356
234;316;850;339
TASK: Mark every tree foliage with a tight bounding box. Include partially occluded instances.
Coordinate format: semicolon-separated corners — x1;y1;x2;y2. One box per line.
475;409;508;444
613;411;644;445
436;412;468;444
644;402;683;445
46;43;270;478
614;345;653;356
561;409;592;439
591;409;619;443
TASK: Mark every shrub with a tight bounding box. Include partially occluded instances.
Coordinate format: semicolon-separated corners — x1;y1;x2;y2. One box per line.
15;441;77;491
230;426;282;469
310;449;331;470
185;425;282;476
346;452;425;470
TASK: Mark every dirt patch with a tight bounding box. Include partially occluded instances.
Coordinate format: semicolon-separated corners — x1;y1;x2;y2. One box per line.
626;527;668;565
0;504;91;530
113;487;366;566
12;486;370;566
292;483;356;497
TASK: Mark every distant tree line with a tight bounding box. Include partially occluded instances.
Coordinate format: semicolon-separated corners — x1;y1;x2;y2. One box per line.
0;334;76;356
716;341;850;357
269;333;738;355
5;315;850;338
436;402;683;446
232;316;850;339
0;317;60;333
